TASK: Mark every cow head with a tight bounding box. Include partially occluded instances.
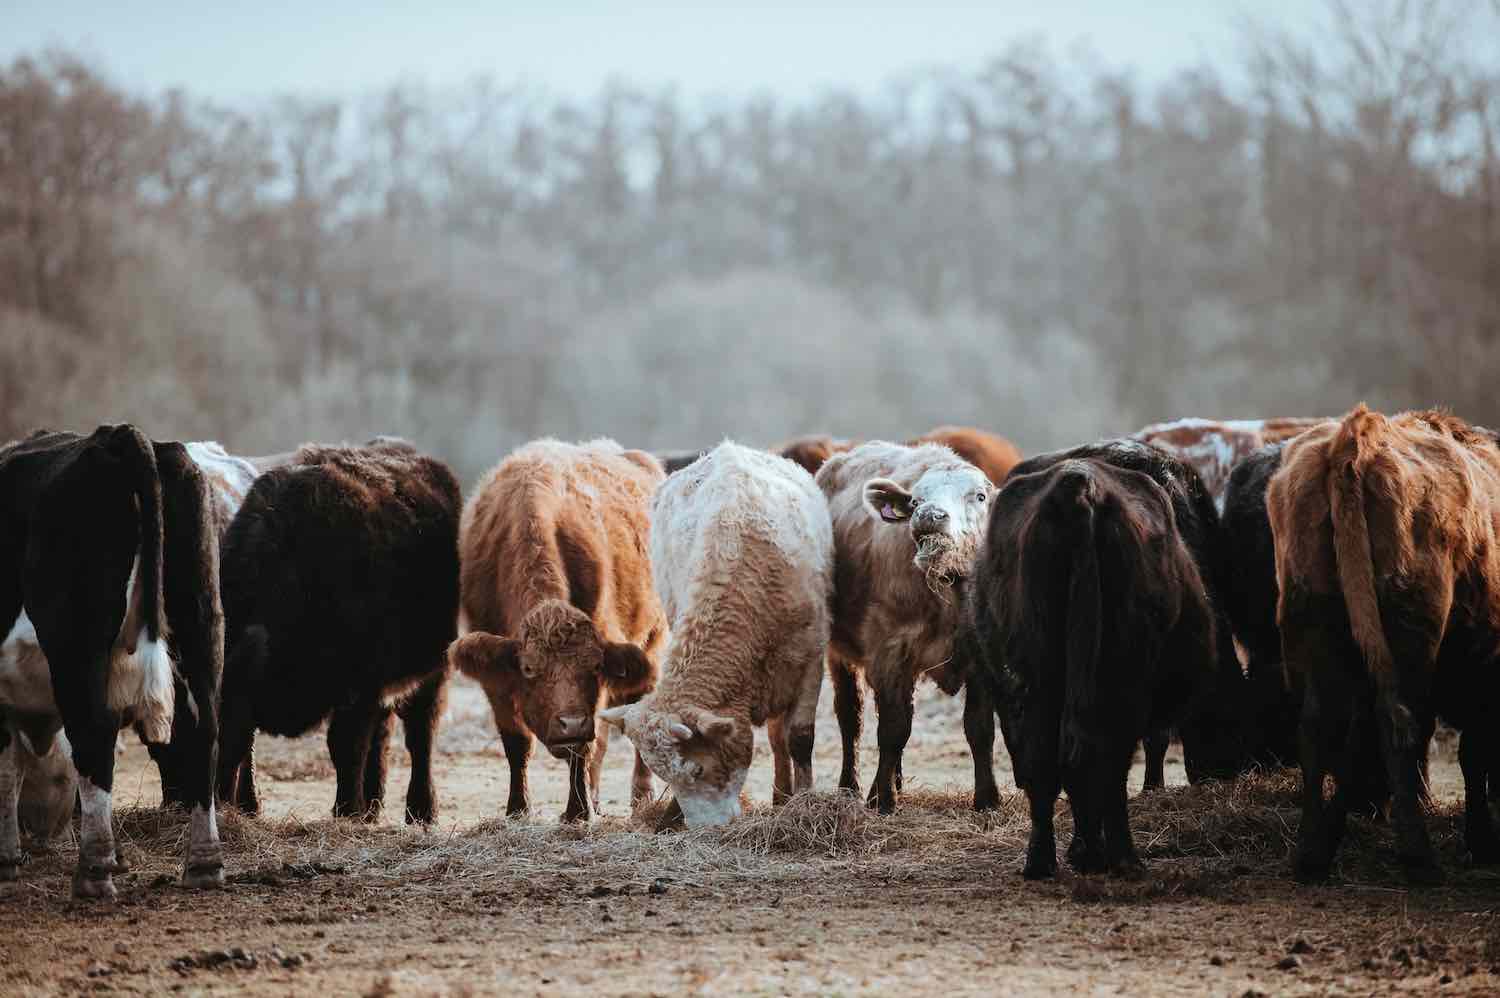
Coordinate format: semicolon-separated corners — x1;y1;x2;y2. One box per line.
863;464;994;587
448;600;655;757
600;698;750;827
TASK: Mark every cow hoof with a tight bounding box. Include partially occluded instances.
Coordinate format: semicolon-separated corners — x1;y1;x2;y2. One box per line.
973;791;1000;813
1109;859;1146;881
1400;857;1445;887
560;809;591;824
1021;856;1058;881
72;870;118;900
1292;854;1331;884
181;863;226;890
654;798;685;833
404;807;436;827
0;856;19;882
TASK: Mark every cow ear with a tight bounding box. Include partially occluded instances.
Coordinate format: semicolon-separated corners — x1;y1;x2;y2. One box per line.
447;633;522;693
683;709;737;742
863;477;914;523
601;642;656;694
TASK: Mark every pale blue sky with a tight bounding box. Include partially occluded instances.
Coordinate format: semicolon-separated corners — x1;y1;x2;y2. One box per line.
4;1;1320;103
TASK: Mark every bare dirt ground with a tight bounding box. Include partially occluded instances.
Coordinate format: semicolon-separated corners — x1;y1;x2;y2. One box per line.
4;675;1499;996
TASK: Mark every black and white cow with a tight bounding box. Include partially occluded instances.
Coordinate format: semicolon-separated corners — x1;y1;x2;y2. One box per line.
0;425;225;898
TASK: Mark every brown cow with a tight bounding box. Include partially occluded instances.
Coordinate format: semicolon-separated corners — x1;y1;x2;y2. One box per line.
1270;407;1500;883
602;442;833;826
817;441;997;813
909;426;1022;485
1133;417;1324;511
448;439;664;822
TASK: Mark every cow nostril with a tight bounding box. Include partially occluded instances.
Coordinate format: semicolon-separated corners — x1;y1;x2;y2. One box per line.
557;715;588;737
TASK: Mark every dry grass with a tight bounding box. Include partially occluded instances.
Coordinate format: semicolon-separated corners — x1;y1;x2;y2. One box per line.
36;770;1491;904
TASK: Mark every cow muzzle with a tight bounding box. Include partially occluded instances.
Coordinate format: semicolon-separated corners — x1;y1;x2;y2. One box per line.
546;714;595;748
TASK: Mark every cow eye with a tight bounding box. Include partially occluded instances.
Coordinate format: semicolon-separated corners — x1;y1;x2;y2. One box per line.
974;492;987;502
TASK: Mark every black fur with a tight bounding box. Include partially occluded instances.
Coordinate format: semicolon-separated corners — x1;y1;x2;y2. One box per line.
958;454;1218;879
214;438;460;824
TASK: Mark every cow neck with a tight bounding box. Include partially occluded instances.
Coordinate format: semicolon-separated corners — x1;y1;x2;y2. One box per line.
650;619;758;724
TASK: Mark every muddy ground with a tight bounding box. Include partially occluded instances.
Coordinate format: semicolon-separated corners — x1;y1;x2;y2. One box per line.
3;675;1499;996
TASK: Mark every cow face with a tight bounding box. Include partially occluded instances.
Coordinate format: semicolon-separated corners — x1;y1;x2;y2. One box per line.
448;600;654;756
600;700;750;827
864;466;994;586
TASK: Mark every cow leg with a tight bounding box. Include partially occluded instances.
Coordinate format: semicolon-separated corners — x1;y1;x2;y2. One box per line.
1373;615;1442;885
327;704;378;819
631;749;654;808
1063;751;1106;874
964;681;1000;811
397;669;445;825
1102;743;1144;877
587;729;607;816
362;709;395;822
71;727;126;900
869;671;915;815
1293;682;1343;882
0;732;20;880
768;715;793;805
1142;729;1168;791
562;748;592;823
786;649;822;797
216;685;257;814
1023;770;1061;880
830;653;863;794
499;731;532;817
1459;726;1499;863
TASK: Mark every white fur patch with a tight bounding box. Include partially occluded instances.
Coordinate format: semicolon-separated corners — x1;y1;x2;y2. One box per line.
108;554;176;743
675;769;748;828
78;775;113;862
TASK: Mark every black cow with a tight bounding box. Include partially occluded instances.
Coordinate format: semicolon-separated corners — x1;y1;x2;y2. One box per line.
0;425;224;898
957;453;1218;878
215;438;460;823
1222;443;1297;768
988;439;1247;787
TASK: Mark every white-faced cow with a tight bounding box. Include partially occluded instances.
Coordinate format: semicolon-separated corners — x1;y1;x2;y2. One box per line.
0;425;225;898
817;441;996;813
602;442;833;826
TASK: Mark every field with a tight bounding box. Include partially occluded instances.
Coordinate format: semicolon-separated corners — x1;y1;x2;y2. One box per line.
4;675;1499;997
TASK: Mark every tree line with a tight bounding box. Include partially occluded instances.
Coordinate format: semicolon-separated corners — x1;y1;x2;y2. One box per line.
3;0;1498;484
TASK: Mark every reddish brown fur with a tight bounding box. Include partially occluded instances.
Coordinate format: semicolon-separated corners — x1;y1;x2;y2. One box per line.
908;426;1022;485
449;439;666;822
1269;406;1500;882
775;435;858;476
1133;417;1324;508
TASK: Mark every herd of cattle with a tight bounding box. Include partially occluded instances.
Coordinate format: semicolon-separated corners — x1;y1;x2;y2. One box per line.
2;408;1498;898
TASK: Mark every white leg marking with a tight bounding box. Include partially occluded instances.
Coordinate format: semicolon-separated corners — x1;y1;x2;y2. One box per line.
181;801;225;887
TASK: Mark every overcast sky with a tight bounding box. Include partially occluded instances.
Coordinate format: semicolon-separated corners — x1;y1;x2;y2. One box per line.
6;1;1321;104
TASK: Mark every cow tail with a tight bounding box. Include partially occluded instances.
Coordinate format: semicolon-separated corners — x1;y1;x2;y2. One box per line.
1328;406;1410;746
107;425;174;742
1063;492;1103;764
108;425;167;646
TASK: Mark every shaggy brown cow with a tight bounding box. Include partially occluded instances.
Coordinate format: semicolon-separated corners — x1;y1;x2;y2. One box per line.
1133;417;1324;510
448;440;663;822
818;441;996;813
1270;407;1500;883
909;426;1022;485
602;442;833;826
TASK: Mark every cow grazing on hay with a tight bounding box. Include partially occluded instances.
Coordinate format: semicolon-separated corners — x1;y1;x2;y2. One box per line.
0;425;225;898
1132;417;1325;511
958;454;1219;878
1002;440;1247;788
602;443;833;826
817;441;997;813
448;440;663;822
216;438;460;824
1269;407;1500;884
